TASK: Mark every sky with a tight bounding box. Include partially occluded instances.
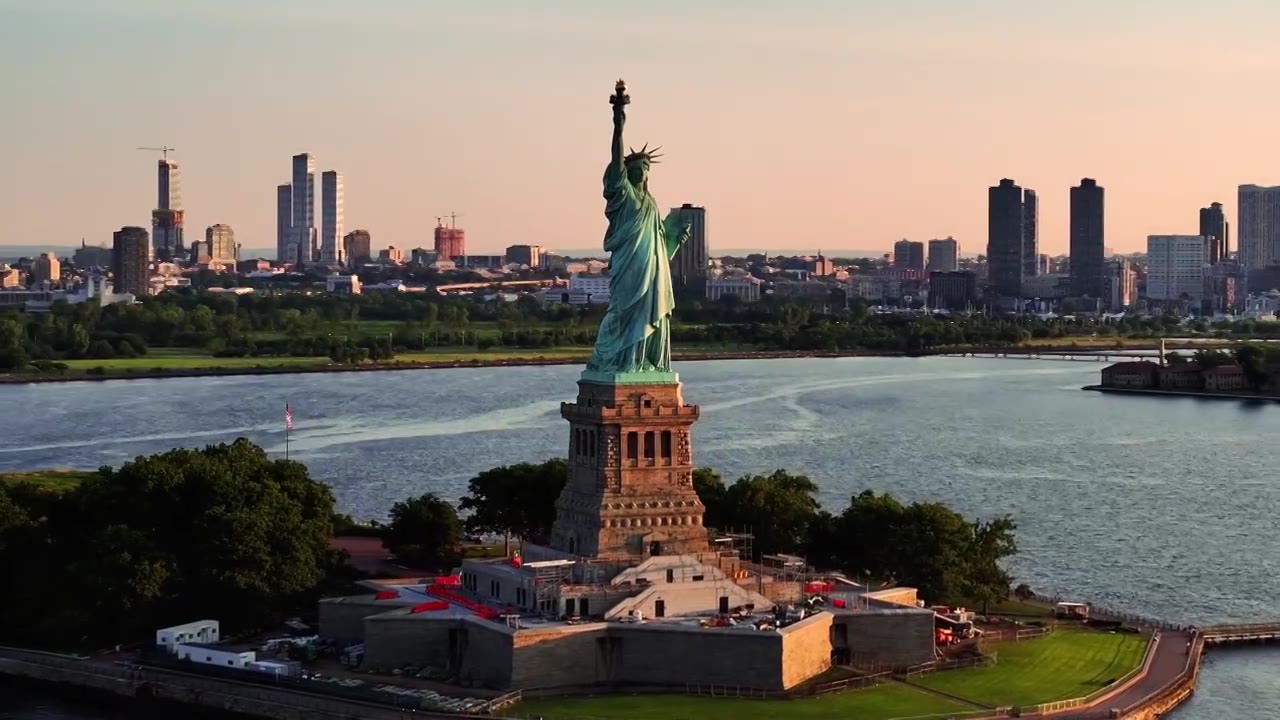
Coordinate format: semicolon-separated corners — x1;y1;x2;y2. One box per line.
2;0;1278;257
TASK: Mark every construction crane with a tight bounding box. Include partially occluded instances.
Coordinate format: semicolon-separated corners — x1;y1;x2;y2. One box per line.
442;212;463;229
137;145;177;161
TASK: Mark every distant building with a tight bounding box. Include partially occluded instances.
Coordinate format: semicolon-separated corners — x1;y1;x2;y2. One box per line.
434;222;466;260
457;255;506;269
705;274;762;303
928;271;976;310
112;226;151;298
343;229;372;265
205;224;236;263
988;178;1032;298
0;265;20;288
379;246;405;264
669;204;708;288
325;274;361;295
410;247;438;266
32;253;60;287
1037;253;1052;275
321;170;344;267
1069;178;1107;299
73;240;113;269
292;153;317;265
1022;189;1039;278
1238;184;1280;270
151;160;184;261
1203;364;1247;391
805;253;834;276
926;238;959;273
567;274;611;304
1100;361;1157;388
1146;235;1208;304
1200;202;1229;266
1109;259;1137;311
1022;273;1068;299
893;240;925;272
276;183;292;263
505;244;544;268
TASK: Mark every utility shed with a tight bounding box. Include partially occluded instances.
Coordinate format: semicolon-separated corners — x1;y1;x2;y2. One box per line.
156;620;220;653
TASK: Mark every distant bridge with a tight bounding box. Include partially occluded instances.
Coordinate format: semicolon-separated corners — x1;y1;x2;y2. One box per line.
1198;622;1280;646
938;350;1154;362
434;279;565;294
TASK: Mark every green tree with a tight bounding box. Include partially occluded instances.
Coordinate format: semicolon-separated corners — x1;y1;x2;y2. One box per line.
383;493;463;567
459;459;568;550
0;439;340;647
707;469;823;558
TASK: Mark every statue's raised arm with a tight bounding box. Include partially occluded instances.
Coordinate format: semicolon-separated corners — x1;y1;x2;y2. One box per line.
610;79;629;173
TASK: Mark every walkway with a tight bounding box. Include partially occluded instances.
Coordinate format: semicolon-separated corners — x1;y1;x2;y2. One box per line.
1050;630;1192;718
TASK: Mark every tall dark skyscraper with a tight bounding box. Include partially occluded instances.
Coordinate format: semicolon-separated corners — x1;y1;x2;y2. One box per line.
669;204;708;289
893;239;925;271
987;179;1028;298
112;226;150;298
1200;202;1230;265
1022;189;1039;278
1069;178;1106;299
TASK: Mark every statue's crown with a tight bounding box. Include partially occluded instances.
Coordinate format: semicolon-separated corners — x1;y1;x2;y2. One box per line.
624;143;662;165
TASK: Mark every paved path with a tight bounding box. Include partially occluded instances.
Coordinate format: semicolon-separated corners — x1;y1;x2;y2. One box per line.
1044;630;1193;719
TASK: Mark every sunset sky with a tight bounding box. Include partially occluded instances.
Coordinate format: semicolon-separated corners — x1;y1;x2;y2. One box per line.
3;0;1278;256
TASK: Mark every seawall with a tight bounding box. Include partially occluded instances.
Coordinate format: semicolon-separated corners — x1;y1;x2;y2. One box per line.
1083;385;1280;402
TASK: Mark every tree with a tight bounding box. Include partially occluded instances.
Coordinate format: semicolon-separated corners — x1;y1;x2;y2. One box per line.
692;468;728;528
701;469;823;558
382;493;463;567
0;439;340;647
459;459;568;550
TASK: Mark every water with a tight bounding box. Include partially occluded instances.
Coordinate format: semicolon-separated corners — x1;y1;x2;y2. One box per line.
1;357;1277;718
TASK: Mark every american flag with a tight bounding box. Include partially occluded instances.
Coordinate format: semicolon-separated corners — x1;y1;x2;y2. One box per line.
285;404;293;431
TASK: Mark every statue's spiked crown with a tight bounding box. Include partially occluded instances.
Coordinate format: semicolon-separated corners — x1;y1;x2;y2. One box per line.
625;143;662;167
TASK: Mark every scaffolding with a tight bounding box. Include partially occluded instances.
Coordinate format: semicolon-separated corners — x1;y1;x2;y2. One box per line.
528;560;574;618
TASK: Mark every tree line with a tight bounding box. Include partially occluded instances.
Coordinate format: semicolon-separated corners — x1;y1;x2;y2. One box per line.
396;459;1018;610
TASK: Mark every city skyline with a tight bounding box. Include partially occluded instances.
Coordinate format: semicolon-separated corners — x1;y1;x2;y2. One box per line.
5;1;1280;254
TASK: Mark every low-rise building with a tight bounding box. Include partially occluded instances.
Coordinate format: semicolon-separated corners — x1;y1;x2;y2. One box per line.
1158;363;1204;390
1203;364;1247;391
157;620;220;653
1100;361;1158;388
706;274;762;303
326;274;361;295
176;643;255;669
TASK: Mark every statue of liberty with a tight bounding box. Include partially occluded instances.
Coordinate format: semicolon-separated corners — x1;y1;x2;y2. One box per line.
585;80;691;381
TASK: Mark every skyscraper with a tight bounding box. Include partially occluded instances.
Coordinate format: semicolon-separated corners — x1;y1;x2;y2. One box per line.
205;224;236;263
987;179;1027;298
291;153;316;265
1236;185;1280;269
1022;189;1039;278
893;239;925;272
32;253;61;287
112;226;150;297
321;170;344;267
926;238;959;272
1199;202;1230;265
669;204;708;288
151;160;184;261
1069;178;1106;299
434;221;466;260
276;183;292;263
344;230;372;265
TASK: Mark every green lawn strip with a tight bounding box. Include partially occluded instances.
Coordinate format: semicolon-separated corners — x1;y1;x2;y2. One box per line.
0;469;97;492
916;628;1148;708
509;683;970;720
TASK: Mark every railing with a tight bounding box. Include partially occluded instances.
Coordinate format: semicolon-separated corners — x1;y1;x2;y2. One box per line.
808;670;892;696
481;689;523;713
1028;592;1190;631
1024;629;1161;717
1119;630;1204;717
979;625;1053;644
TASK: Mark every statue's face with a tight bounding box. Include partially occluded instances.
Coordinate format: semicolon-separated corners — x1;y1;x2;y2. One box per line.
627;161;648;185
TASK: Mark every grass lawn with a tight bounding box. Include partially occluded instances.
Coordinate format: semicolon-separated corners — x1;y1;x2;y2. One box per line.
917;628;1149;708
60;352;330;371
509;683;971;720
0;469;97;492
985;598;1053;617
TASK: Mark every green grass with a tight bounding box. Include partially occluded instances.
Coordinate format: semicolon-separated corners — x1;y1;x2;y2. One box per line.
509;684;970;720
0;469;97;492
916;628;1149;708
985;598;1053;617
60;353;330;371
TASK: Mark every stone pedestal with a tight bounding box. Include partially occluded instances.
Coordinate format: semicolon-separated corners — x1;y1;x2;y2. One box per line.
549;377;709;560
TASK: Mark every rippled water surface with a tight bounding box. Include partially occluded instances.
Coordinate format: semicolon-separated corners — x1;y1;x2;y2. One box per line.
2;357;1277;718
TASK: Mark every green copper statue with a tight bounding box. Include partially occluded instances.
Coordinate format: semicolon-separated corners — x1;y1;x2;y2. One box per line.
584;80;692;382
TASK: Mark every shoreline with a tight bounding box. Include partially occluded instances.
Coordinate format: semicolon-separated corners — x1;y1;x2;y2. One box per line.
1083;384;1280;402
0;349;913;385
